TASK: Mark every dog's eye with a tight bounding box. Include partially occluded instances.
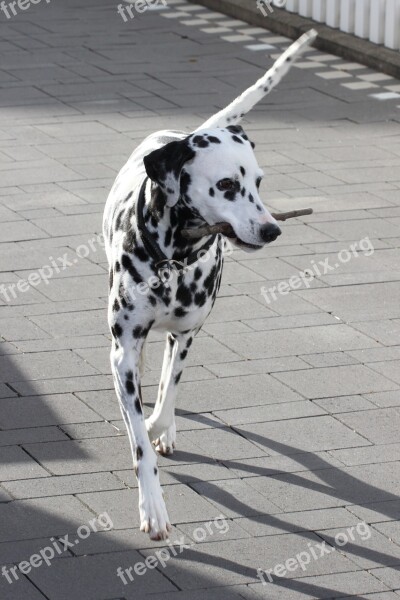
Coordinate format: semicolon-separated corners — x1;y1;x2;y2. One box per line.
217;178;236;191
256;177;262;189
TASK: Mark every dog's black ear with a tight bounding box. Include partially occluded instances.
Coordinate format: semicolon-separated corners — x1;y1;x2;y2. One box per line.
144;140;195;208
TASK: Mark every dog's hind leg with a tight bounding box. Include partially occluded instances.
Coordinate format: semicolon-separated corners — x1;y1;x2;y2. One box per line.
146;331;194;456
110;330;171;540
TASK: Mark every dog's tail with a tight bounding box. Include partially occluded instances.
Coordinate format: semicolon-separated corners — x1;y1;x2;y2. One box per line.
195;29;317;132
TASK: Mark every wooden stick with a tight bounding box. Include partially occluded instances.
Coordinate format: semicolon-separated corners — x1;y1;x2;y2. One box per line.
181;208;313;239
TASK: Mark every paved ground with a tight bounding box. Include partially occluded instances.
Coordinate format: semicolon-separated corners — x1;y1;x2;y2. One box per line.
1;0;400;598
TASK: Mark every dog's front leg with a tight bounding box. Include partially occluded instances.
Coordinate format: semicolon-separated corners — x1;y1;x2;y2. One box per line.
146;331;194;456
110;339;171;540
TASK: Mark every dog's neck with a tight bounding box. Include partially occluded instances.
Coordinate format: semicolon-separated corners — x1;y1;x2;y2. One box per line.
143;184;212;262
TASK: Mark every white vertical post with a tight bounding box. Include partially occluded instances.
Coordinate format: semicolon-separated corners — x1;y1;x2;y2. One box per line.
340;0;356;33
312;0;326;22
370;0;386;44
326;0;340;27
354;0;371;38
385;0;400;49
299;0;313;16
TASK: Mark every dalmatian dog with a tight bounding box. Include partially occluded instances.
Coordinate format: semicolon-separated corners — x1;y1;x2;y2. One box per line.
103;31;317;540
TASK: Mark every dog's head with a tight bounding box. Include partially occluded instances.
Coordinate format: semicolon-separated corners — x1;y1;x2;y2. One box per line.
143;125;281;250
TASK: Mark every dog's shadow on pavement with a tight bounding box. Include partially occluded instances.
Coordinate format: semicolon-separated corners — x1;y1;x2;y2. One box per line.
1;350;397;600
166;410;400;598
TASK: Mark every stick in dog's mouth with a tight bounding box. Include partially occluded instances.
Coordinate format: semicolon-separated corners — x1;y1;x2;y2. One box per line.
181;208;313;240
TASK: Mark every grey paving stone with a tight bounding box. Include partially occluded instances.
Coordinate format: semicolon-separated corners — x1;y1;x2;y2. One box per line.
364;391;400;408
0;426;68;446
317;527;400;569
370;567;400;592
297;282;400;321
247;571;389;598
274;365;398;399
314;395;377;414
347;346;400;364
351;320;400;347
29;552;175;600
3;472;124;499
182;426;268;461
0;394;102;428
0;350;99;383
221;452;344;479
0;446;50;481
191;478;281;518
237;414;370;456
10;374;112;396
336;409;400;445
235;507;364;538
299;351;359;368
213;400;326;426
173;373;303;413
206;356;311;377
369;361;400;385
60;421;122;439
0;496;97;543
0;576;47;600
217;324;379;360
140;533;356;590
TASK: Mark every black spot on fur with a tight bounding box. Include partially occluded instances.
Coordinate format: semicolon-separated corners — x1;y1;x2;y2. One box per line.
175;307;187;318
124;191;133;203
209;187;215;197
115;261;121;272
232;135;243;144
109;270;113;290
186;337;193;348
175;371;182;384
249;193;254;203
115;209;125;231
194;267;202;281
180;349;188;360
195;291;207;306
176;284;192;307
180;170;191;196
136;446;143;460
133;246;148;262
164;227;172;247
154;467;158;475
135;398;142;414
121;254;142;285
240;166;246;176
113;298;120;312
126;371;135;394
224;189;237;201
133;326;143;338
192;135;209;148
208;136;221;144
111;323;123;338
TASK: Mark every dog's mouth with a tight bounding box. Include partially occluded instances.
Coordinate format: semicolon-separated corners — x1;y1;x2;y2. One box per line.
219;223;263;250
233;238;263;250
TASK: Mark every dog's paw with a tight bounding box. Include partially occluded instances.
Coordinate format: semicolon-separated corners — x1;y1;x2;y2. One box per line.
154;422;176;456
139;479;171;541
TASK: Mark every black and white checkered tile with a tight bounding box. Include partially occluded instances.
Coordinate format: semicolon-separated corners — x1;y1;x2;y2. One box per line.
144;0;400;106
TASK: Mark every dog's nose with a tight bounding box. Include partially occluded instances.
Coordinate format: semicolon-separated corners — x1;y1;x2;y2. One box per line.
260;223;282;243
